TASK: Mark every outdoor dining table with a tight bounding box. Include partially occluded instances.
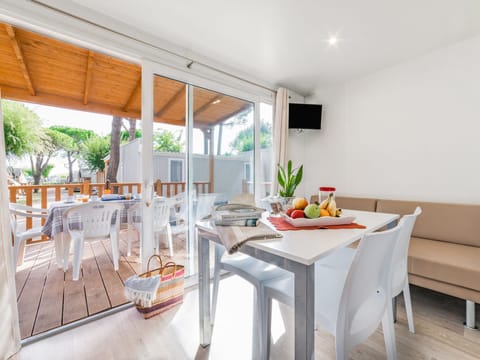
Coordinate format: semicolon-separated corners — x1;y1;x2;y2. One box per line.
41;198;140;269
195;209;399;359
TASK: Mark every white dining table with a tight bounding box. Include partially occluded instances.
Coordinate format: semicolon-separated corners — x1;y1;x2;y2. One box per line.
196;209;400;359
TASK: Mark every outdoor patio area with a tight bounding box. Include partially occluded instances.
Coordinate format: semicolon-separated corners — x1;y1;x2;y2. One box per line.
15;229;188;340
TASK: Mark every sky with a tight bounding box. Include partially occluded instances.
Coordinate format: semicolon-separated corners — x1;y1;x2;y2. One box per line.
26;103;114;136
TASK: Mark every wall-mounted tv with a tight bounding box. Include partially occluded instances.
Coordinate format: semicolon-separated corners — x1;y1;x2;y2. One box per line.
288;103;322;129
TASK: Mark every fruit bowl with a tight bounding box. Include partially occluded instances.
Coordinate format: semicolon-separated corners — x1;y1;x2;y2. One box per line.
280;213;356;227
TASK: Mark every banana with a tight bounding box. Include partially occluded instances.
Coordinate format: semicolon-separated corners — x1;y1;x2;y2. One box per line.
319;196;330;209
327;194;337;217
335;208;342;217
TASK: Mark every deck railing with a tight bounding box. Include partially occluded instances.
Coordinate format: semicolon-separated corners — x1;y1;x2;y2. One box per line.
154;180;211;197
8;180;211;234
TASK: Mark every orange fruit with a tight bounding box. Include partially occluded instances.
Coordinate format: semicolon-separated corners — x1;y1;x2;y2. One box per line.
320;209;330;217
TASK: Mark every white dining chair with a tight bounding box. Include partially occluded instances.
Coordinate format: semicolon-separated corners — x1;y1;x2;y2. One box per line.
390;206;422;333
8;203;48;270
313;207;422;334
63;202;122;281
127;198;174;257
262;224;403;360
195;193;217;221
153;197;174;257
211;244;291;358
171;192;187;228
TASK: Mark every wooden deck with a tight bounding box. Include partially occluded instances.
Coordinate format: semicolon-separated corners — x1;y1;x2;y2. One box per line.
15;230;187;339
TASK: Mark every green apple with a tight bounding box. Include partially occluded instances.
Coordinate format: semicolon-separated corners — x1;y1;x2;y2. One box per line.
304;203;320;218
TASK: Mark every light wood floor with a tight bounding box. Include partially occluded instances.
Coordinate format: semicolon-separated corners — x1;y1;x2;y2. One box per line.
15;230;187;339
14;274;480;360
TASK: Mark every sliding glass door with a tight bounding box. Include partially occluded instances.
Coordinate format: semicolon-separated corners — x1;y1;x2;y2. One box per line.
142;61;266;279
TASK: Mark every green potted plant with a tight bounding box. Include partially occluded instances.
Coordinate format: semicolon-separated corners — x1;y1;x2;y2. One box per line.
277;160;303;198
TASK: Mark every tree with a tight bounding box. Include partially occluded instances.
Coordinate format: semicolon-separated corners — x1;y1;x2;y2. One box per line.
2;100;43;156
230;121;272;153
106;116;122;183
153;130;183;152
29;128;72;185
81;135;110;172
49;126;94;183
120;129;141;142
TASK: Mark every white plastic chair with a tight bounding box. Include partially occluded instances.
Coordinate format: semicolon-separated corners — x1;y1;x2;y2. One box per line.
63;202;122;281
127;198;174;257
171;192;187;228
153;197;174;257
8;203;48;270
211;244;290;357
195;193;217;221
314;207;422;334
262;224;403;360
391;206;422;333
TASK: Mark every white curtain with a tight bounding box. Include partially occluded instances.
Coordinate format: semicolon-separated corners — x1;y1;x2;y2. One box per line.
0;91;21;359
270;87;289;196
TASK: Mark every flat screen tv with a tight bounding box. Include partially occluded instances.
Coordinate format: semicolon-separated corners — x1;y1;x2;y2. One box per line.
288;103;322;129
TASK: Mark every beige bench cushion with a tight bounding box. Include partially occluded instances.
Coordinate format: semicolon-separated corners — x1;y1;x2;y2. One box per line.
408;237;480;292
310;195;377;212
377;199;480;247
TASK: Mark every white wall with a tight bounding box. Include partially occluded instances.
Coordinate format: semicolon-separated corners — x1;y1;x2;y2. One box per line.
295;34;480;204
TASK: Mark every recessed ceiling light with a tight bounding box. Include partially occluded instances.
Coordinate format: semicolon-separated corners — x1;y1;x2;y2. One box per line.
212;99;221;105
328;36;338;46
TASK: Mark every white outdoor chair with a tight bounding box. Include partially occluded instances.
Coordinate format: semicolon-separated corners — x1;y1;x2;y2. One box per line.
171;192;187;228
262;224;403;360
195;193;217;221
313;207;422;334
8;203;48;270
127;198;174;257
62;202;122;281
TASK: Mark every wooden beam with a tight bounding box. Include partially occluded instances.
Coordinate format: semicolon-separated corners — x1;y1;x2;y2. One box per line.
122;76;141;112
155;86;185;117
195;95;223;118
1;85;192;127
214;104;252;125
4;24;36;96
83;51;95;105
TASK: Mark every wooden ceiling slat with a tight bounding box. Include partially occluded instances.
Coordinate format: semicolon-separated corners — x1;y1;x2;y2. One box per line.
4;24;36;96
122;76;141;112
83;51;94;105
193;95;224;119
155;86;185;117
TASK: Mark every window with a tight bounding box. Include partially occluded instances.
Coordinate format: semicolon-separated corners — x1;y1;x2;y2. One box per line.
168;158;184;182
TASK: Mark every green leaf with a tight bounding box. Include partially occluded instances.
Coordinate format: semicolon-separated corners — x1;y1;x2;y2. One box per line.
276;160;303;198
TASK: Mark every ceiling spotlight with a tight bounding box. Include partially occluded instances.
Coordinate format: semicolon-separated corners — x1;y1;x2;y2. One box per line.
212;99;221;105
328;36;338;46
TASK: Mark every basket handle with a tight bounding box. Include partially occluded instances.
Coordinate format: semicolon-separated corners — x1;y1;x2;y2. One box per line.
161;261;180;277
146;255;163;272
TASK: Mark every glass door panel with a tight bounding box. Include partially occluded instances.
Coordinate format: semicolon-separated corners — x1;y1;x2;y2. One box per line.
192;86;254;207
152;75;189;272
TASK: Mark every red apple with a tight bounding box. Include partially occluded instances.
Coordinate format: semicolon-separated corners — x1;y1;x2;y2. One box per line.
286;208;295;217
291;209;305;219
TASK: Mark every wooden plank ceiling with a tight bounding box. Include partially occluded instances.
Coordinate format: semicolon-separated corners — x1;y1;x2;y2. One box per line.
0;22;250;128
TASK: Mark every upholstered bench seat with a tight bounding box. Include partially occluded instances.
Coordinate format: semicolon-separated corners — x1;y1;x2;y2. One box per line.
409;237;480;293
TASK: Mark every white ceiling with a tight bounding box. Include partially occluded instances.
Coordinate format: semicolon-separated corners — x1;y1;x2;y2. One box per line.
58;1;480;95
